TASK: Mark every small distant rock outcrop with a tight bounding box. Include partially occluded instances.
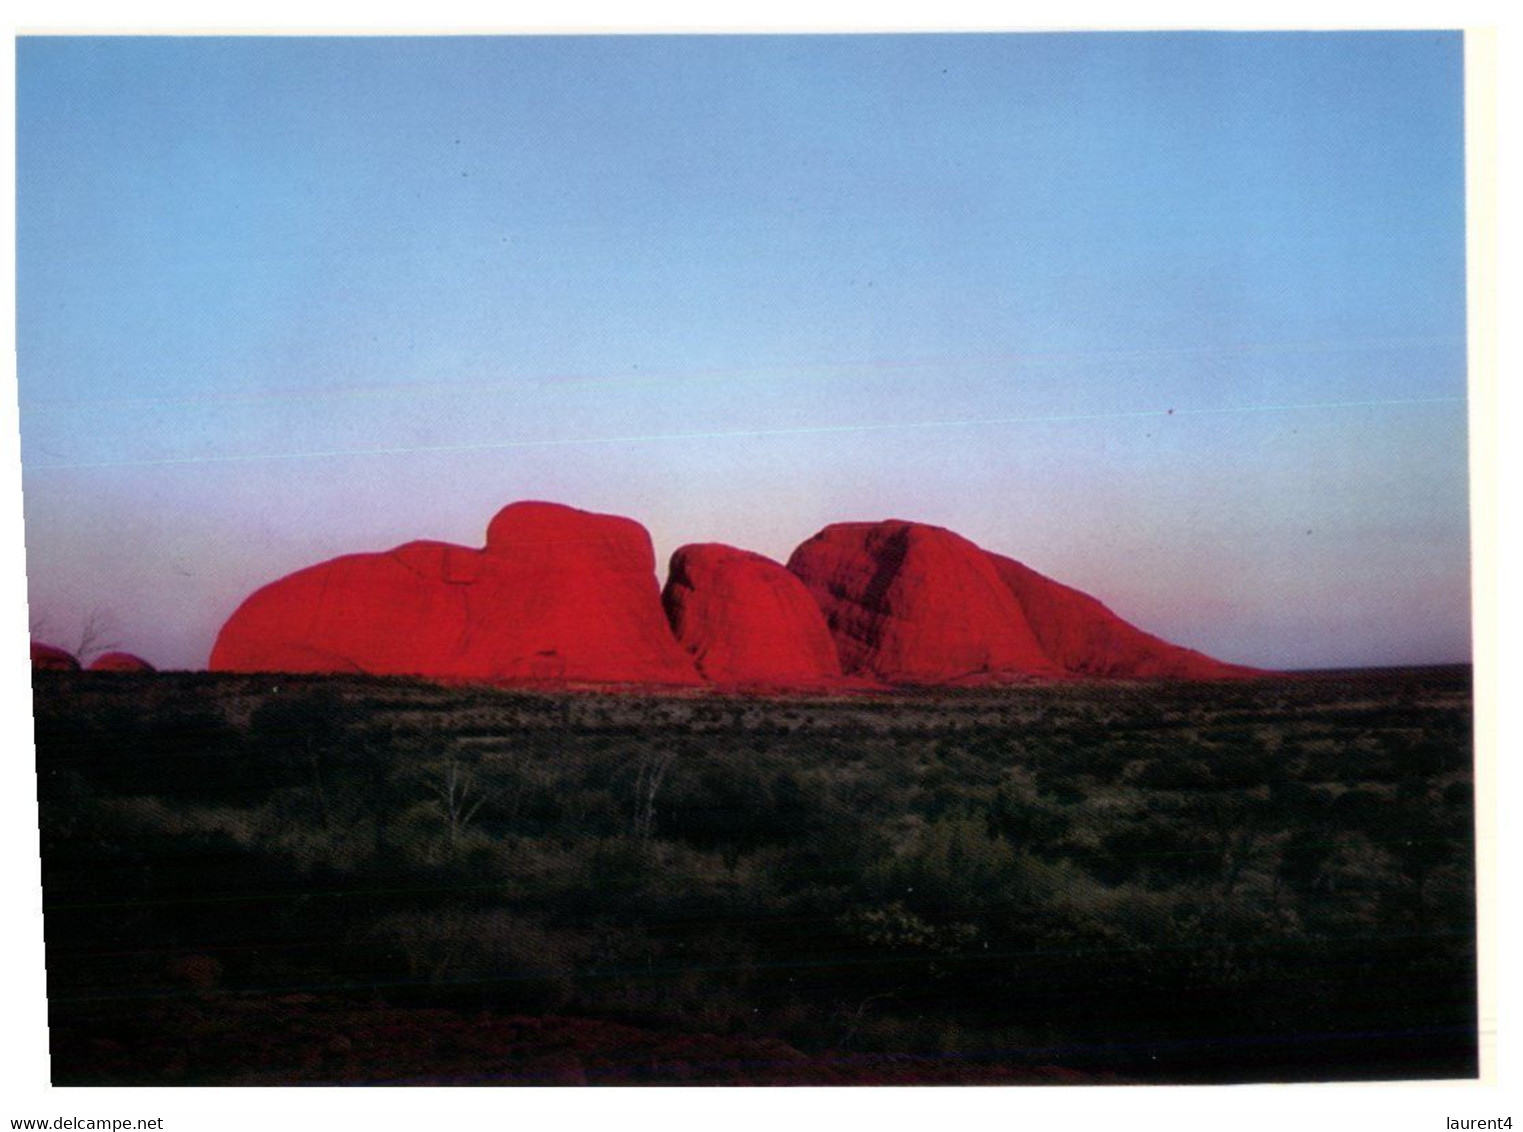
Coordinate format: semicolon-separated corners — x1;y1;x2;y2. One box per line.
87;651;157;673
209;502;702;686
786;521;1061;684
207;501;1263;688
662;543;842;686
30;641;79;672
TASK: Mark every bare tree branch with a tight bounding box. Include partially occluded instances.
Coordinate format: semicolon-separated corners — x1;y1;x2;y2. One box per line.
74;606;121;666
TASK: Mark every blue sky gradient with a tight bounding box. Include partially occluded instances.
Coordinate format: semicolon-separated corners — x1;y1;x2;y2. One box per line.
17;32;1469;670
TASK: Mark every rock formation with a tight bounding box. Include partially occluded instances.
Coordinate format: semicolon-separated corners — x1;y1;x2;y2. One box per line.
87;651;157;673
662;543;842;685
786;519;1259;684
987;554;1262;680
30;641;79;671
210;502;702;685
210;500;1262;689
786;521;1061;683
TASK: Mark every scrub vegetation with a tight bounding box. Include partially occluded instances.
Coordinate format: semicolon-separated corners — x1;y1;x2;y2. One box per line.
34;667;1476;1084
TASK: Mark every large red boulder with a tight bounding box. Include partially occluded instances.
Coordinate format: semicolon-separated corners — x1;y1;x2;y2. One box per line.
30;641;79;672
662;544;842;686
209;502;702;686
87;651;156;673
786;521;1061;684
785;519;1263;685
988;554;1263;680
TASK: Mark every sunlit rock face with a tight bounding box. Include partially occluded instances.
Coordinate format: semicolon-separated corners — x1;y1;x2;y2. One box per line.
209;502;702;686
787;519;1259;684
987;554;1264;680
662;543;842;686
210;501;1262;689
786;520;1061;684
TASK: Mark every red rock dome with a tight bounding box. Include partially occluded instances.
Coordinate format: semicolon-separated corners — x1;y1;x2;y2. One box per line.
785;518;1262;685
30;640;79;672
208;500;1263;689
86;651;157;673
988;554;1263;680
210;502;701;686
662;543;842;686
786;521;1060;684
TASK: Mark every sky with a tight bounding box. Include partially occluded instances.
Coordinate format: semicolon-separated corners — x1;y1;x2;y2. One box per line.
15;32;1470;672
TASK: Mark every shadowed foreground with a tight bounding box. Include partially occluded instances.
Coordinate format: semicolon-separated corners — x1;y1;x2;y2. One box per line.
34;668;1476;1084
